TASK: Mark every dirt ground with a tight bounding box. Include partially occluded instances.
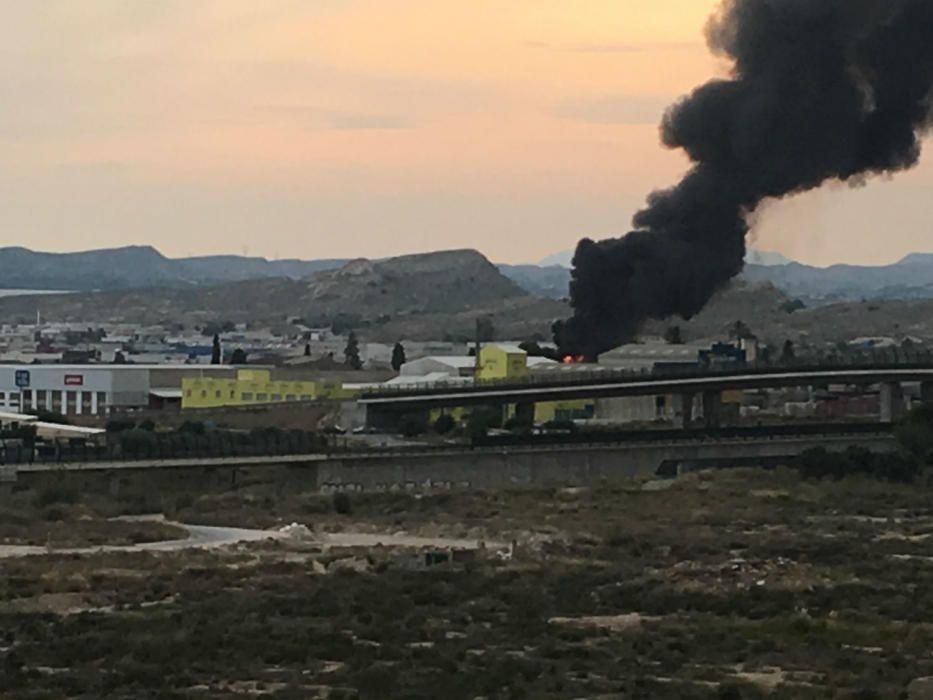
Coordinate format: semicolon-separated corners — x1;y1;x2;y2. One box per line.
0;495;188;549
4;468;933;698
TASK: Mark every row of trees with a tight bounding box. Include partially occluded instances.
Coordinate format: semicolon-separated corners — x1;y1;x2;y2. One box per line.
802;403;933;484
209;335;247;365
210;331;410;371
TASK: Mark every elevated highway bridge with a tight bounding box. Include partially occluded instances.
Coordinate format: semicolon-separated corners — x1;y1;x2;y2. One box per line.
360;363;933;429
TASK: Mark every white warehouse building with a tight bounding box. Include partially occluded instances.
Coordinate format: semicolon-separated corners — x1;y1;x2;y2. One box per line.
0;365;149;415
0;365;236;416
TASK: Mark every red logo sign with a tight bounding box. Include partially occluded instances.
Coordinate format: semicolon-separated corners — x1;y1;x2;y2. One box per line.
64;374;84;386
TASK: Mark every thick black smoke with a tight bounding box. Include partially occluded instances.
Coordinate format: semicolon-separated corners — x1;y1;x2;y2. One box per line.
555;0;933;359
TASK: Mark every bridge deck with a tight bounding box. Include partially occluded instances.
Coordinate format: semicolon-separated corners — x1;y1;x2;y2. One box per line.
360;365;933;408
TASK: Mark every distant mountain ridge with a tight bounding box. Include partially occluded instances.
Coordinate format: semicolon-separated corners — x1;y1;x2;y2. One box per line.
5;244;933;304
743;256;933;302
520;247;798;300
0;245;348;291
0;244;563;298
6;246;933;346
536;247;791;269
525;247;933;303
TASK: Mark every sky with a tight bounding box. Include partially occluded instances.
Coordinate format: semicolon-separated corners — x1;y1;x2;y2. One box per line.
1;0;932;267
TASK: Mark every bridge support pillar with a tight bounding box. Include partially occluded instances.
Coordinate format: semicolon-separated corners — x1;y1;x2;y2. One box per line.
702;391;723;429
513;402;535;429
673;392;696;429
880;382;906;423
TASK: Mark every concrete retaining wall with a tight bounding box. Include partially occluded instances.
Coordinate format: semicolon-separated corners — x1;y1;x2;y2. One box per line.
316;435;894;493
5;434;896;503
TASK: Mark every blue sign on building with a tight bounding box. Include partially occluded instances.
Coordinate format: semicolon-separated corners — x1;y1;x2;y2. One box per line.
14;370;30;389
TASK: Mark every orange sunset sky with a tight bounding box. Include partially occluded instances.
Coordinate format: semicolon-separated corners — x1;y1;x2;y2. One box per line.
2;1;932;266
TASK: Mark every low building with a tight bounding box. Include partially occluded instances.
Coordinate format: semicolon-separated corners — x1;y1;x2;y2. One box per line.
595;396;670;424
181;368;358;410
597;342;706;372
399;356;477;378
477;344;530;381
384;345;598;427
0;364;237;416
0;365;150;416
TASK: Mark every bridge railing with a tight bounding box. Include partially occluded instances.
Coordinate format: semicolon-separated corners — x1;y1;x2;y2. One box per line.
0;430;329;466
0;421;897;466
361;349;933;400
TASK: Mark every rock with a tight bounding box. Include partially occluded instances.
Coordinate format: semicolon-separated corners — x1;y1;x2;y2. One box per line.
909;677;933;699
642;479;677;492
278;522;313;540
327;556;371;574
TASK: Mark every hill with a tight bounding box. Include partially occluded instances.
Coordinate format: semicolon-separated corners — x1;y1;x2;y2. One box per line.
0;249;566;339
8;243;933;305
526;249;933;304
513;248;799;301
743;259;933;303
0;244;570;300
646;279;933;347
497;264;570;300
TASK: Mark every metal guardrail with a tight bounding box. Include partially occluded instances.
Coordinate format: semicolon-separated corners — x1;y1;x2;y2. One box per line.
0;433;328;466
470;422;895;449
360;352;933;401
0;422;896;466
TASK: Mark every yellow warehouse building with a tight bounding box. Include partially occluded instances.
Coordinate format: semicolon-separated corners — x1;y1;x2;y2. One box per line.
182;369;356;410
431;345;593;425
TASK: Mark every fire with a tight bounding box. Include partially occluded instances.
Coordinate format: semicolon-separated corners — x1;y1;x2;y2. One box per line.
562;355;586;364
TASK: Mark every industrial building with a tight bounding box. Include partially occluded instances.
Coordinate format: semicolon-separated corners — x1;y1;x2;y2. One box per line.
180;368;358;410
0;365;236;416
399;356;477;378
395;345;591;424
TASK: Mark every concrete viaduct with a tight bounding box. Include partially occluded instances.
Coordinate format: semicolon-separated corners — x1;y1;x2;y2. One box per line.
359;365;933;429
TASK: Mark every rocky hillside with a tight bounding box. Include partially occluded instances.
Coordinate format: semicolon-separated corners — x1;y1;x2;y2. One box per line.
0;249;547;335
646;280;933;346
302;250;528;318
7;247;933;345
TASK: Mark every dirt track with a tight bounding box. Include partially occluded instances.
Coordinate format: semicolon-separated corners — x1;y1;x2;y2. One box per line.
0;516;505;558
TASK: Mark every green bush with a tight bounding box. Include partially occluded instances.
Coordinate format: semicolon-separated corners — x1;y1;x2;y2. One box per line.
33;484;78;508
399;417;425;438
468;406;504;439
799;446;919;483
433;414;455;435
106;419;135;433
333;492;353;516
896;402;933;463
119;429;159;458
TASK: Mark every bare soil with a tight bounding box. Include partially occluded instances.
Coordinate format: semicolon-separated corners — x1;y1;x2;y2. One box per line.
4;468;933;698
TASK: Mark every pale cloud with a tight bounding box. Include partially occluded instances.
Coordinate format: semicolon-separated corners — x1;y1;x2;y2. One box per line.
554;94;674;126
324;112;416;130
528;39;701;53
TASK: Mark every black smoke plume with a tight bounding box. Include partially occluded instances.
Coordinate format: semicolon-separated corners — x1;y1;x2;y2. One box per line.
555;0;933;359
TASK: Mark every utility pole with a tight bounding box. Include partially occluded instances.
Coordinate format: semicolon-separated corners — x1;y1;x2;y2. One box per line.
474;317;482;374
